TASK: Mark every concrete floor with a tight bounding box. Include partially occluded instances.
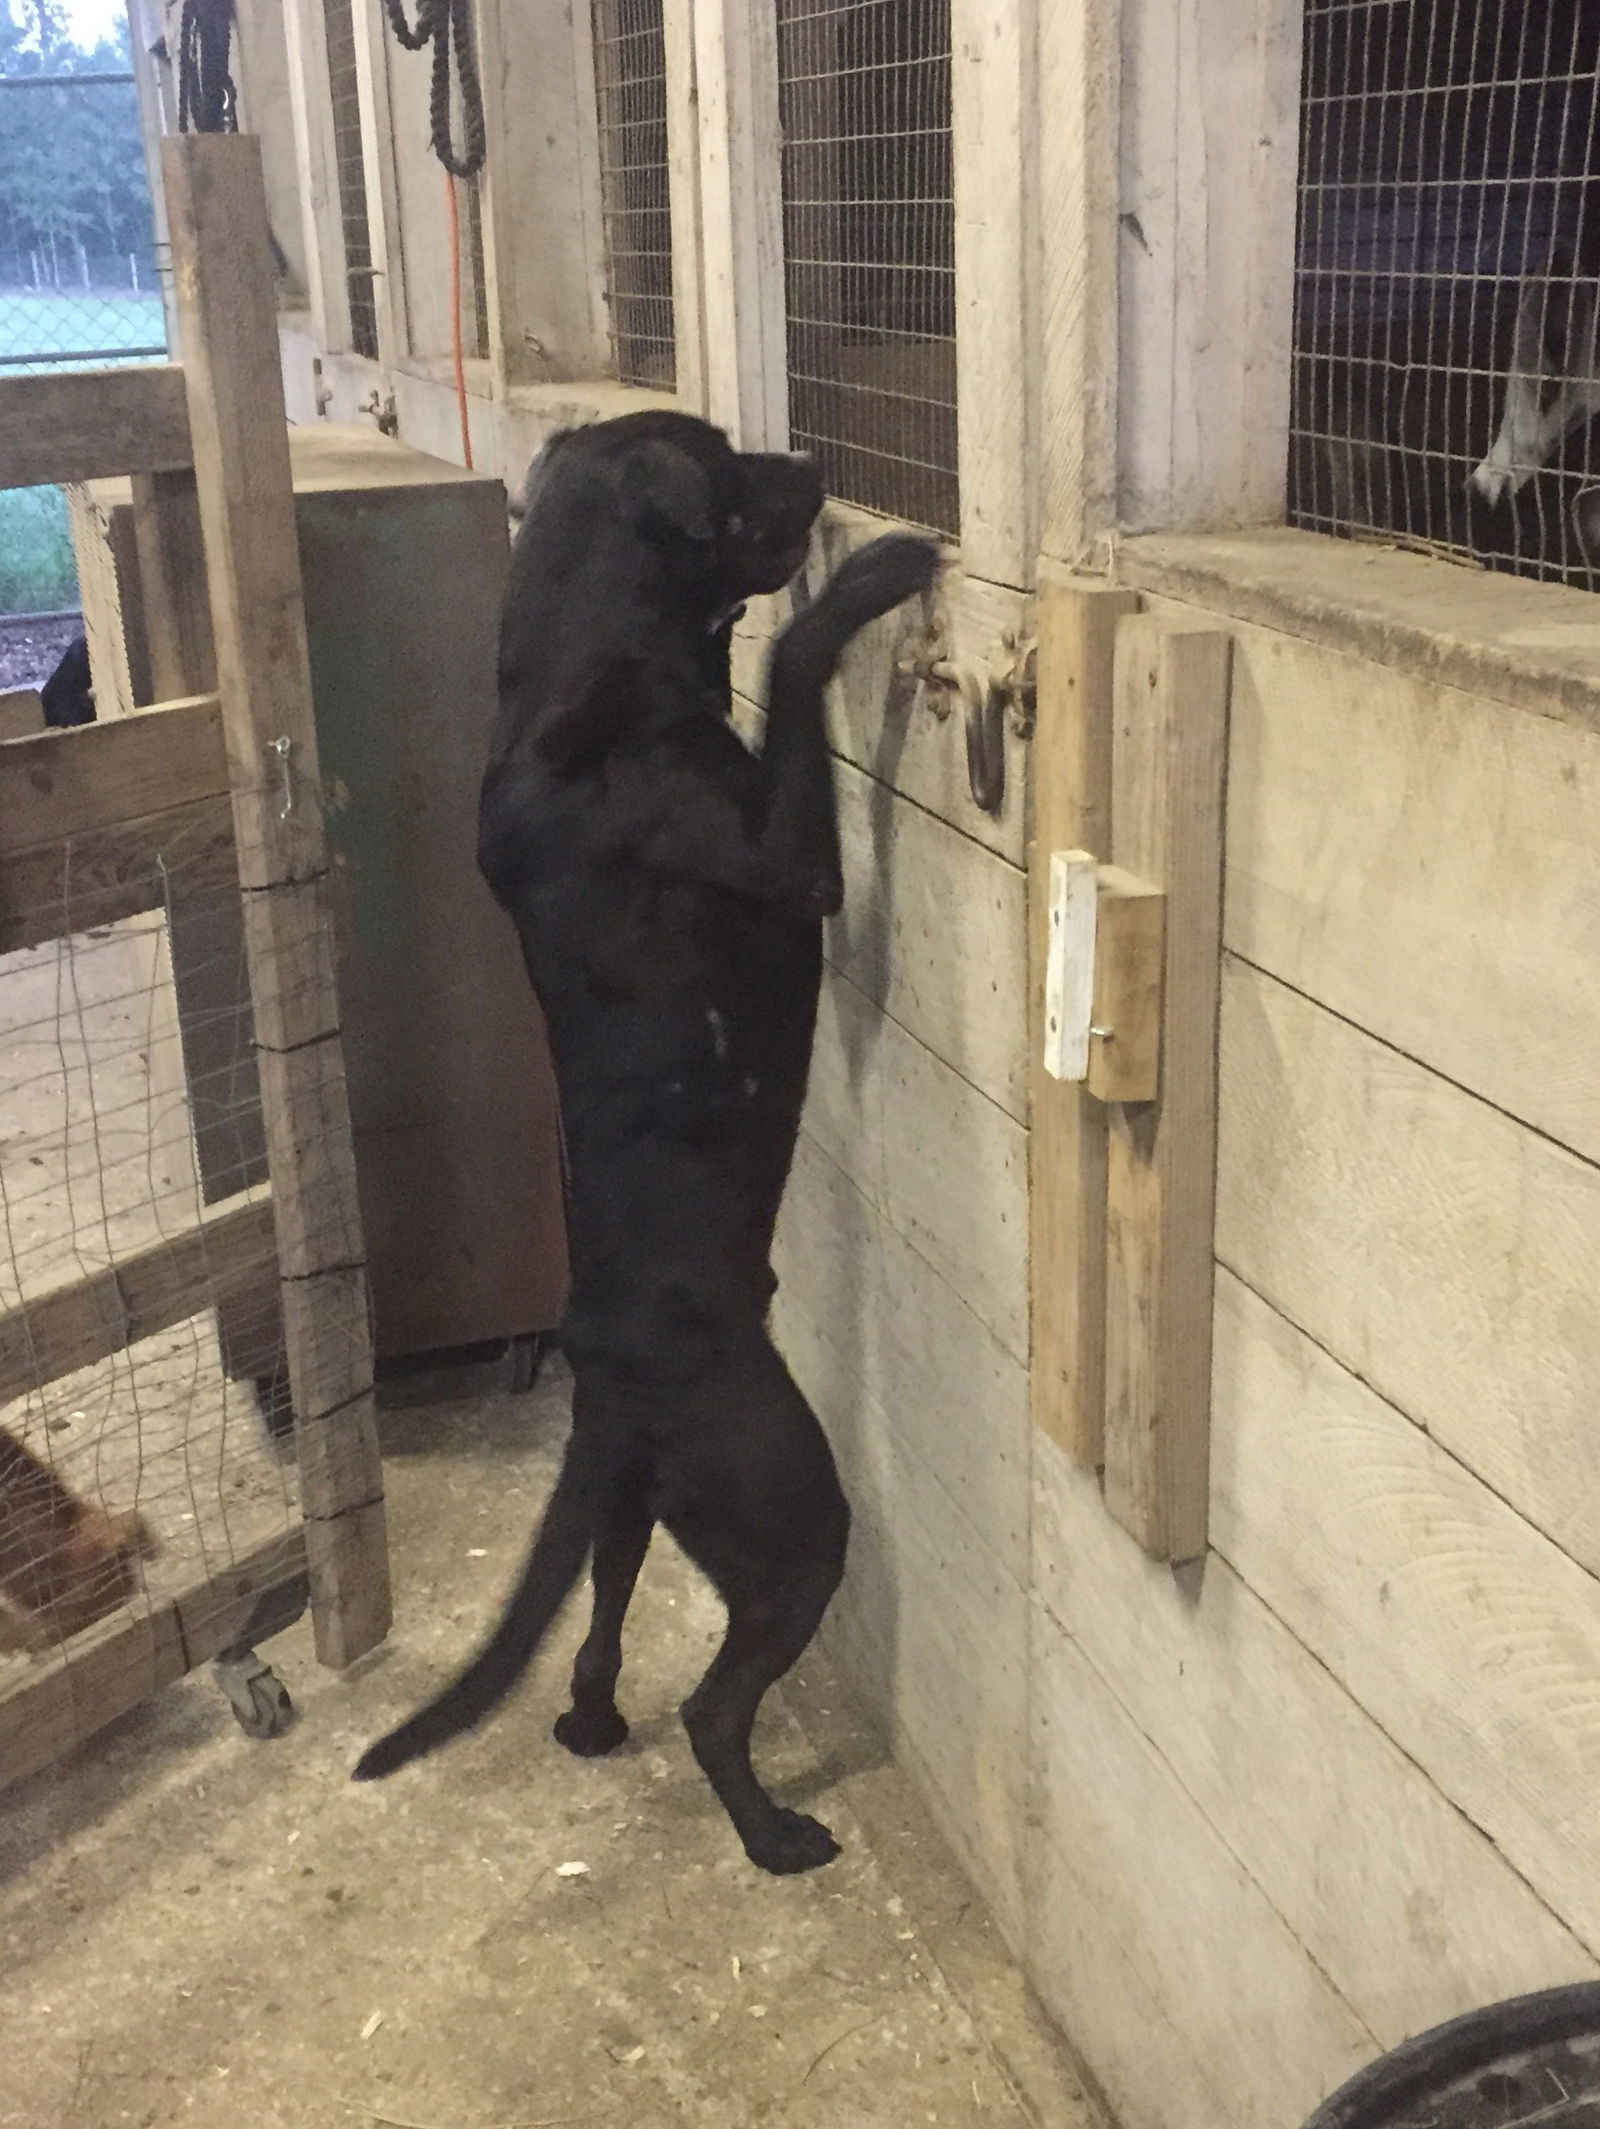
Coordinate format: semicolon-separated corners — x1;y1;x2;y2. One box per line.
0;1354;1099;2129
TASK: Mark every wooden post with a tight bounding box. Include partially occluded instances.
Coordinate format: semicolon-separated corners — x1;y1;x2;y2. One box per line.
161;133;390;1667
1029;572;1139;1463
130;465;278;1391
1102;615;1230;1562
663;0;708;413
692;0;788;449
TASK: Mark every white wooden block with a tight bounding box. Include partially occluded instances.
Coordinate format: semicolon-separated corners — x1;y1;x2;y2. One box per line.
1043;849;1098;1082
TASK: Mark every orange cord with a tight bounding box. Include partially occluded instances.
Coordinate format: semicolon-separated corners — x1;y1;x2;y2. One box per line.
445;169;473;469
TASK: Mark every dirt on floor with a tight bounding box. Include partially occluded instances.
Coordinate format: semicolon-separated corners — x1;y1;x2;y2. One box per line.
0;1353;1100;2129
0;613;80;695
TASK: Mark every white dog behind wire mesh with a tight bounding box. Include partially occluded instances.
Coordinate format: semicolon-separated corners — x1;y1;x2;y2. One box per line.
1471;238;1600;510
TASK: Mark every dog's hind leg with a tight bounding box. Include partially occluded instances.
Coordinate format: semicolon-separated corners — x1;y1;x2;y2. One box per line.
554;1488;654;1758
679;1547;846;1873
667;1350;850;1874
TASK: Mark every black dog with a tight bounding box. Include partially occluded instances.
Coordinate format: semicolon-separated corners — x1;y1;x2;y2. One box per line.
40;635;95;728
353;413;938;1873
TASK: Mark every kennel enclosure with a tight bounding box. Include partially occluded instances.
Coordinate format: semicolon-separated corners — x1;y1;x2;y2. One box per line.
0;134;389;1788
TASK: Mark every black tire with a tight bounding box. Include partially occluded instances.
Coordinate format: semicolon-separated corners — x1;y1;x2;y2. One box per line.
1303;1983;1600;2128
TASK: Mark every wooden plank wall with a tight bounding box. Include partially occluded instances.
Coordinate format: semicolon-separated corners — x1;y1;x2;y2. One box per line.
768;521;1035;1944
1028;605;1600;2129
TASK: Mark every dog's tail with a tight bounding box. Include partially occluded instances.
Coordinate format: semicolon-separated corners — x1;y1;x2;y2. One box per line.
351;1434;604;1783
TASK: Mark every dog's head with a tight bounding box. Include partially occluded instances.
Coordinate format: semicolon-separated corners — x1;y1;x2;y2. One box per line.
513;412;825;604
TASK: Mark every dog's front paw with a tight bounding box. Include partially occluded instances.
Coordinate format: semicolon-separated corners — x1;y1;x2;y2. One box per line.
554;1705;630;1757
825;534;942;626
742;1807;841;1875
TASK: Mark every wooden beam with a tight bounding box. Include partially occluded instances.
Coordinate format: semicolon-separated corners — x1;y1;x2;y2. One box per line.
952;0;1039;584
1117;0;1303;529
162;132;389;1671
130;471;217;700
0;1527;305;1796
0;693;224;854
0;365;192;490
0;690;42;741
1086;866;1165;1105
1038;0;1120;562
128;465;269;1401
1029;574;1139;1464
693;0;788;448
1103;616;1230;1562
0;1185;275;1408
0;795;238;955
663;0;708;413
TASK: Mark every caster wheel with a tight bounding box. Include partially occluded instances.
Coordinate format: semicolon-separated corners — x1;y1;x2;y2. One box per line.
234;1670;294;1738
215;1652;295;1738
507;1333;546;1395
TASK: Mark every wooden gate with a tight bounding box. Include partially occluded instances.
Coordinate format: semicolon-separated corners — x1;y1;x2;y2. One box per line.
0;134;389;1789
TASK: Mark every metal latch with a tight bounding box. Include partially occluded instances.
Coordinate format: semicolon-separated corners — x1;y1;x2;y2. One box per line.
897;628;1036;815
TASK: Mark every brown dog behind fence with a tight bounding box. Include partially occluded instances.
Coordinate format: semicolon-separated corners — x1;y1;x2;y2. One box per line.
0;1425;155;1654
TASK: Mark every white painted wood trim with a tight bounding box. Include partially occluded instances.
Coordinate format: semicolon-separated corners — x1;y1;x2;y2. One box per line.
351;0;409;367
952;0;1040;587
1043;851;1098;1082
1038;0;1121;565
283;0;354;354
1117;0;1304;529
692;0;788;447
663;0;708;413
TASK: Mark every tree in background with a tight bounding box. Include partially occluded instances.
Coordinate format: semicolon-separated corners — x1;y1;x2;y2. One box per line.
0;0;158;290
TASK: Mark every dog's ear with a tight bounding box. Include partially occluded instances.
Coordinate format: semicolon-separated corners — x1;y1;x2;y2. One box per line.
616;439;716;548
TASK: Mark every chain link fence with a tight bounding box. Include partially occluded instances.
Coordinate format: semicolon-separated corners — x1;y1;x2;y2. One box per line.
1;55;168;656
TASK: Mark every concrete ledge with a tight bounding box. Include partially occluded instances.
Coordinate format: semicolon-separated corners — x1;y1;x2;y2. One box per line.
1116;526;1600;737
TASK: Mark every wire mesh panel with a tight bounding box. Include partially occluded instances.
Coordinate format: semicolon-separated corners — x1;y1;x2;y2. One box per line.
1291;0;1600;585
591;0;675;388
0;809;303;1763
321;0;380;361
777;0;957;535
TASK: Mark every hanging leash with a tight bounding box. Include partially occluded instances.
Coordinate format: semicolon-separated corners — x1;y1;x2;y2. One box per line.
379;0;486;179
176;0;238;135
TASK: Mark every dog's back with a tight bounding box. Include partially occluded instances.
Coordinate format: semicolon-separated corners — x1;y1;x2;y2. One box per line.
479;417;827;1371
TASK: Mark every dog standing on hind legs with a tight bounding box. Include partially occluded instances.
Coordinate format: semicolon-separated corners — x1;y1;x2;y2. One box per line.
353;411;940;1874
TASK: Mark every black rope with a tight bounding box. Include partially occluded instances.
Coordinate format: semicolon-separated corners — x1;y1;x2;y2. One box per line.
379;0;486;179
176;0;238;136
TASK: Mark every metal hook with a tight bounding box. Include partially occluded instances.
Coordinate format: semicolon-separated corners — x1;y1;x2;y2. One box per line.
959;669;1006;815
895;641;1007;813
268;734;294;823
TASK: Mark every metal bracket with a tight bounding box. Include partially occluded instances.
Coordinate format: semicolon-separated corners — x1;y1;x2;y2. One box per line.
896;633;1017;816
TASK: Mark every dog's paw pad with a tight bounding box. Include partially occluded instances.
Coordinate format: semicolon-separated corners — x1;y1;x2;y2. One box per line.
744;1809;841;1875
554;1706;630;1758
833;534;941;618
